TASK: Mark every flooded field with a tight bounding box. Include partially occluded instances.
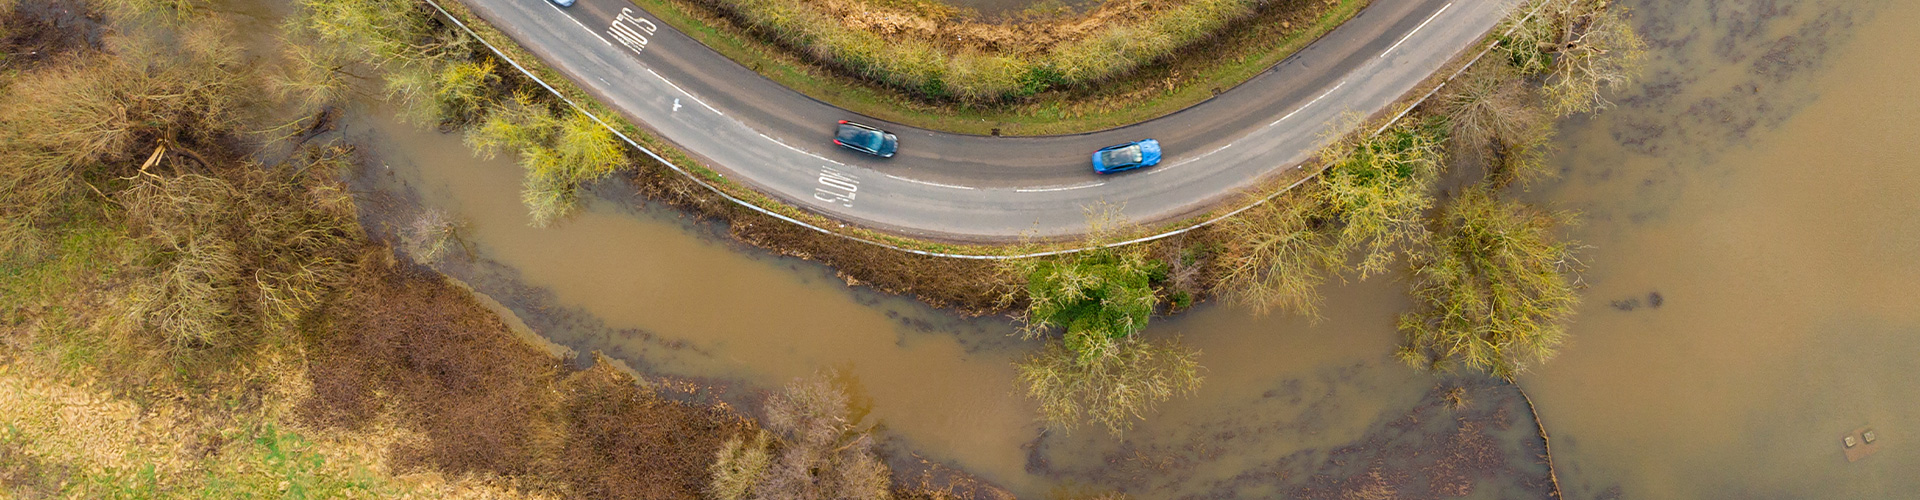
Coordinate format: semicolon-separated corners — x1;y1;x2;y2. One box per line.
333;0;1919;496
1522;0;1920;497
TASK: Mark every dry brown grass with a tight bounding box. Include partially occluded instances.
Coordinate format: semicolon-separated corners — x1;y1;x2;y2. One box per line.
302;256;751;499
556;360;750;500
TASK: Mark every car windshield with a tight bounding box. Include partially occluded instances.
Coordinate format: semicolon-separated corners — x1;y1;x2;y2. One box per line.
1100;145;1142;167
837;126;884;151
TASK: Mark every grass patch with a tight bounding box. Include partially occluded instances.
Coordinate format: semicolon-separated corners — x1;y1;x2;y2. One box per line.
635;0;1368;135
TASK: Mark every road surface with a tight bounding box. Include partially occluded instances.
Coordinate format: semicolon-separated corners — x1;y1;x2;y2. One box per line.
454;0;1515;240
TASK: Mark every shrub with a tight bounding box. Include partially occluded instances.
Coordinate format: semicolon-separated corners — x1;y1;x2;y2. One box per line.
710;430;773;500
468;96;631;226
752;374;893;500
1498;0;1647;116
1396;186;1581;380
1441;62;1555;186
1212;188;1339;317
119;150;362;354
1014;249;1162;360
1015;335;1201;436
1315;119;1448;279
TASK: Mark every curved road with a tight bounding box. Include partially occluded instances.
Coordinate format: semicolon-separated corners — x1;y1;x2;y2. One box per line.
456;0;1516;240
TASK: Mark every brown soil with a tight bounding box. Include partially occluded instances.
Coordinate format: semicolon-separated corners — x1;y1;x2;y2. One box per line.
300;253;752;499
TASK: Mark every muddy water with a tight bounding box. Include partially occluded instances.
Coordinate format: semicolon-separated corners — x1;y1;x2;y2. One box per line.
346;100;1558;497
1520;0;1920;497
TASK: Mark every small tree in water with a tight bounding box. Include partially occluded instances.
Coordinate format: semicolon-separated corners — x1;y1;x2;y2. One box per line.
1396;187;1582;380
710;374;891;500
1007;210;1202;436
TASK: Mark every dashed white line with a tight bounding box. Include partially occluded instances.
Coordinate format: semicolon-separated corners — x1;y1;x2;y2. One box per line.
646;68;722;116
550;3;612;46
1157;143;1236;172
757;133;844;166
1271;80;1347;126
1016;182;1105;193
1381;2;1451;59
885;174;975;190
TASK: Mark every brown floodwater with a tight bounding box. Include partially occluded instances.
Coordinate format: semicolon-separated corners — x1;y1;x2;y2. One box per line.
345;106;1555;497
1519;0;1920;497
329;0;1920;497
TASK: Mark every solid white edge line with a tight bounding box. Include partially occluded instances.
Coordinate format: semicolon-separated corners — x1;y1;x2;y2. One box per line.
550;2;613;46
1016;182;1104;193
1381;2;1452;58
885;174;976;190
646;68;723;116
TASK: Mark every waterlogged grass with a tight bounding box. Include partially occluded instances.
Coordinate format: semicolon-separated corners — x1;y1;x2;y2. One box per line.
635;0;1368;135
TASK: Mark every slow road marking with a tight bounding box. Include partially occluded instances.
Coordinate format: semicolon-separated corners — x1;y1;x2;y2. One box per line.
815;166;860;208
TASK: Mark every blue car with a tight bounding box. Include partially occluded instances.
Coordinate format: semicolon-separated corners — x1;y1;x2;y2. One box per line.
833;120;899;158
549;0;574;6
1091;139;1162;174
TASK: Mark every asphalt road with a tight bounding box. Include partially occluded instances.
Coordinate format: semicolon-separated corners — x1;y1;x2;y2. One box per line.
456;0;1516;240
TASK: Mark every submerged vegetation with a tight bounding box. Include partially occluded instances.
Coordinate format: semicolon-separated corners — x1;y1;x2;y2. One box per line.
288;0;627;226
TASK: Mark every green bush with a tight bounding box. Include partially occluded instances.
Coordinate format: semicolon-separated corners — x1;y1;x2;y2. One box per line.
1315;118;1447;279
1396;186;1581;380
1017;250;1163;360
467;96;631;227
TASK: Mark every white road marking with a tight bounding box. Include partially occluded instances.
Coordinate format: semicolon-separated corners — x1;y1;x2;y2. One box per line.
814;166;859;207
551;2;613;46
647;68;721;116
673;98;682;112
885;174;975;190
1157;143;1236;173
757;133;845;166
1270;80;1347;126
1381;2;1451;59
1016;182;1104;193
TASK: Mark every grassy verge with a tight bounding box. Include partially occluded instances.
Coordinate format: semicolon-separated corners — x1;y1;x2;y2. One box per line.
636;0;1369;135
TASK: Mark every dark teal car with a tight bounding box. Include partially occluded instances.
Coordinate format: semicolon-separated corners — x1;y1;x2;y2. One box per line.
833;121;898;158
1092;139;1162;174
